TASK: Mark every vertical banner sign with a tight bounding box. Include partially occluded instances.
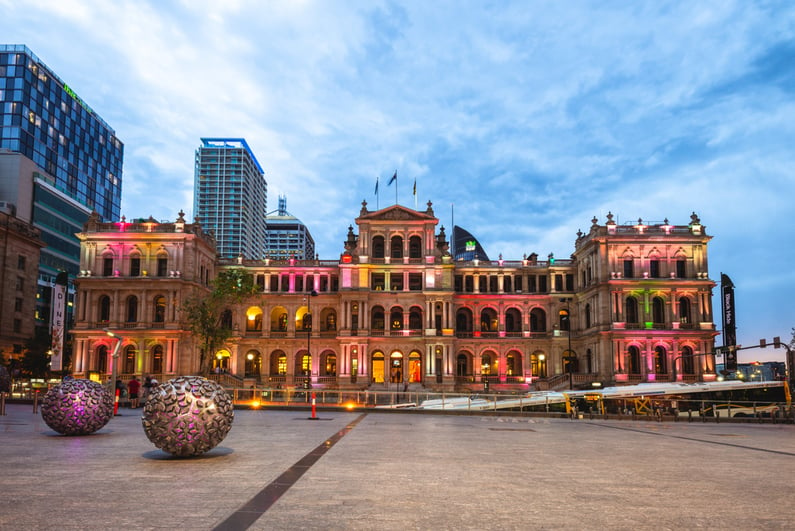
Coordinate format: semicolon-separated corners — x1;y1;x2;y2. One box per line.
721;273;737;371
49;273;68;371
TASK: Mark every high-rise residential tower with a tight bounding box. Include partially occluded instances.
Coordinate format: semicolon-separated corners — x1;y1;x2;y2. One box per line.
194;138;267;259
265;196;315;260
0;44;124;352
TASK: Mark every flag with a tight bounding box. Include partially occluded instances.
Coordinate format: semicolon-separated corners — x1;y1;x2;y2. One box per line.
388;170;397;185
375;176;379;195
413;178;416;196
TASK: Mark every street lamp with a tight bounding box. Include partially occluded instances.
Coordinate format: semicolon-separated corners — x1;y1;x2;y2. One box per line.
103;328;122;415
304;290;318;389
560;298;576;389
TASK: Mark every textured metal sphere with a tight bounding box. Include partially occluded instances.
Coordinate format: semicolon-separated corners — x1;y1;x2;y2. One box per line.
40;379;114;435
142;376;234;457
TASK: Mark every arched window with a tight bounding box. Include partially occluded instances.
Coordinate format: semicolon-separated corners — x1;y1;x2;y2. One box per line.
323;352;337;376
678;297;691;324
98;295;111;323
456;353;469;377
390;308;403;330
505;308;521;333
481;353;493;375
125;296;138;323
652;297;665;325
372;236;385;259
456;308;473;333
390;235;403;259
96;345;108;373
245;350;261;377
246;306;263;331
506;351;521;376
269;350;287;375
409;308;422;330
409;236;422;258
480;308;497;332
628;346;641;374
654;346;667;374
153;295;166;323
151;345;163;374
625;297;639;324
123;345;135;374
682;346;695;375
530;308;546;332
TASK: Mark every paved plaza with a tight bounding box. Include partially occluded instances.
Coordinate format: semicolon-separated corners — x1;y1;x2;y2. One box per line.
1;403;794;530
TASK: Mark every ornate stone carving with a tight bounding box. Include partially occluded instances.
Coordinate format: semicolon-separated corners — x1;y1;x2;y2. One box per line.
142;376;234;457
40;379;114;435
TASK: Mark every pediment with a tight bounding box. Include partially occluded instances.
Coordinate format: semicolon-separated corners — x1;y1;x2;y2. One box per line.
357;204;435;223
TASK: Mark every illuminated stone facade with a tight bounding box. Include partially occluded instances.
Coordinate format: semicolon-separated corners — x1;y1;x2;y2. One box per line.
71;202;717;391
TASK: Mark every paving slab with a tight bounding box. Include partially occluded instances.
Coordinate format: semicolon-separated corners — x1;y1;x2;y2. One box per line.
1;403;794;530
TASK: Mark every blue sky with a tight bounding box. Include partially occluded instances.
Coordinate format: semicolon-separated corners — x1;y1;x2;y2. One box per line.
3;1;794;361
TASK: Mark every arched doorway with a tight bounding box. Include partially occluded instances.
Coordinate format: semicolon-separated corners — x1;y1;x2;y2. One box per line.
408;351;421;383
390;351;404;383
245;350;262;378
213;349;231;373
456;352;470;379
371;351;385;383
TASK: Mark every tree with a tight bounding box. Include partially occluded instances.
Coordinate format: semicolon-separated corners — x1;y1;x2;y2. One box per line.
21;328;52;378
180;268;257;375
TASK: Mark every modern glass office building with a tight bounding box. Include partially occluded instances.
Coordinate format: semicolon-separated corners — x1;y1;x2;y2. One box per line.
0;44;124;343
0;45;123;222
194;138;268;259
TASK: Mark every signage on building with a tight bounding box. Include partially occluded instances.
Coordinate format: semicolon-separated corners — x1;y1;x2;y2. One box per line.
49;277;67;372
721;273;737;371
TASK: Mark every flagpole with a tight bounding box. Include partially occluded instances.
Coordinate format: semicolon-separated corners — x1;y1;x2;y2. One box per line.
413;178;417;210
395;171;398;205
375;176;379;210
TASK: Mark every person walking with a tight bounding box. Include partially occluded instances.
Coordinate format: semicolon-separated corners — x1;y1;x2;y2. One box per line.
127;376;141;408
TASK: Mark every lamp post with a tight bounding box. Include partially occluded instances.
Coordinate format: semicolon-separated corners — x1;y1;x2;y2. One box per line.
304;290;318;389
560;298;576;389
103;328;122;415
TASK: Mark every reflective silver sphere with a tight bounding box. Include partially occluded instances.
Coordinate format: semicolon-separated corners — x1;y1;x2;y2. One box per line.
41;379;114;435
142;376;234;456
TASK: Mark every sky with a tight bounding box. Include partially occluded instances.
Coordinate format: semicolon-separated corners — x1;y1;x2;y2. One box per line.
2;1;794;362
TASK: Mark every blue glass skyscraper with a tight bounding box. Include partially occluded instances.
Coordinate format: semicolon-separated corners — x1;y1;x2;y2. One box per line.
0;44;123;221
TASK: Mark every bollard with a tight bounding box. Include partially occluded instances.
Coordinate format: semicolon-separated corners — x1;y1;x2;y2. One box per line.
33;390;39;414
715;410;720;424
0;392;5;415
310;392;317;420
687;409;692;423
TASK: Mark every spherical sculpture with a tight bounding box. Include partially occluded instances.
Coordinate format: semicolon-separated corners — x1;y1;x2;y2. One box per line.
142;376;234;457
40;378;114;435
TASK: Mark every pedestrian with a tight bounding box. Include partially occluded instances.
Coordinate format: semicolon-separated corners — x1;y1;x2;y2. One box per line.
127;376;141;408
142;375;152;402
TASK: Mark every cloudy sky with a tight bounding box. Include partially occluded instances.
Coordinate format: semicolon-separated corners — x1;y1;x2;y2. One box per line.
3;1;794;361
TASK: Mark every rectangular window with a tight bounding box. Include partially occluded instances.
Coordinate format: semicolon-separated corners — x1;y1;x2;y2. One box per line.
390;274;403;291
371;273;385;291
554;274;563;291
17;254;25;270
676;260;686;278
409;273;422;291
15;277;23;291
157;257;167;277
103;257;113;276
538;276;547;293
515;275;523;292
130;257;140;277
565;274;574;291
14;298;22;312
650;260;660;278
623;260;634;279
13;319;21;333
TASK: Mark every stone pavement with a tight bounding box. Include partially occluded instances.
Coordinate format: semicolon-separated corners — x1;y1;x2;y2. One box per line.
1;403;794;530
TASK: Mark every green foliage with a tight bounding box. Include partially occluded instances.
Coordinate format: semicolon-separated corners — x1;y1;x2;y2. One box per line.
180;268;256;375
21;328;52;378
